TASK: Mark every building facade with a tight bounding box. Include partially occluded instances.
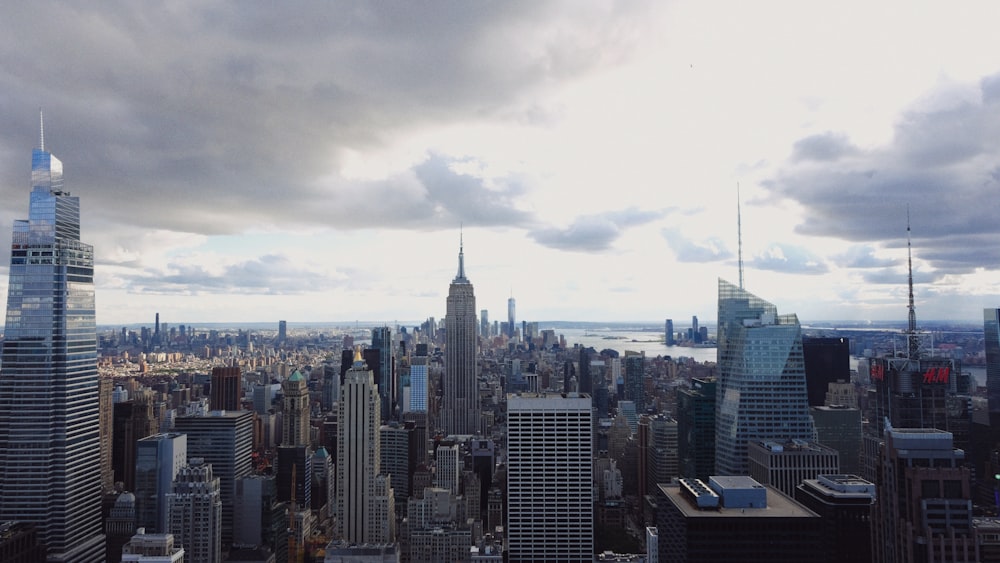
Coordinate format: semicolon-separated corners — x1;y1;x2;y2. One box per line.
0;127;105;562
715;279;816;476
677;377;716;480
747;439;839;498
337;349;395;543
507;393;593;562
135;433;188;534
442;239;480;435
167;459;222;563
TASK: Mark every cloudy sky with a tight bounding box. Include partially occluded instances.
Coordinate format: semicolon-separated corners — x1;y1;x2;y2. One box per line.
3;1;1000;326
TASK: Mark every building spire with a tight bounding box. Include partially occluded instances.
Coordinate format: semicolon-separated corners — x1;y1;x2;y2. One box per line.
39;108;44;151
906;206;920;361
737;182;744;290
454;224;468;282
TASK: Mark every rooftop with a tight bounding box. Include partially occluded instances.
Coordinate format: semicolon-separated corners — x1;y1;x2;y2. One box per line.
660;481;818;519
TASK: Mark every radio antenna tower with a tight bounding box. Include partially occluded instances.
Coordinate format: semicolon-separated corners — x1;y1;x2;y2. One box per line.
737;183;745;289
906;206;920;361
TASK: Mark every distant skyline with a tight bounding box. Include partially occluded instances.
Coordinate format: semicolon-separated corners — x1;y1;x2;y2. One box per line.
4;2;1000;325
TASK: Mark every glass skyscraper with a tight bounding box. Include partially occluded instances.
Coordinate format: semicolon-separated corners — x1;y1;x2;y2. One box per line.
715;279;815;476
0;127;105;561
984;308;1000;415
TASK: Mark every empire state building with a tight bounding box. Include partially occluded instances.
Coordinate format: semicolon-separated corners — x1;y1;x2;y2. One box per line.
0;120;105;562
441;236;480;435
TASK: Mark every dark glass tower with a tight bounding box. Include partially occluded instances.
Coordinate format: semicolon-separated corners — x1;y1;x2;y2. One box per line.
0;123;105;561
985;308;1000;415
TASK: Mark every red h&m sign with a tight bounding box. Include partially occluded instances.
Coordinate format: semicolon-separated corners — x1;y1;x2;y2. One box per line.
922;367;950;384
870;363;885;381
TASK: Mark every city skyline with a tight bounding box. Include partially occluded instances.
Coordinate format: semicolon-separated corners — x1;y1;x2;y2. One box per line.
4;3;1000;324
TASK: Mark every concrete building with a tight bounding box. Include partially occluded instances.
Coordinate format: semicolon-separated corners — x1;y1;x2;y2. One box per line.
441;238;480;435
166;459;222;563
121;529;185;562
872;428;976;563
338;348;395;544
210;366;242;412
507;393;593;562
748;439;840;498
173;409;253;550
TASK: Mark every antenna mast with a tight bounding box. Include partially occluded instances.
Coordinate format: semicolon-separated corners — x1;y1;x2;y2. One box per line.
906;206;920;361
39;109;44;151
737;183;744;289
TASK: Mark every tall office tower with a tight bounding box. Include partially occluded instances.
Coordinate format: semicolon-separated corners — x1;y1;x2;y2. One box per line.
100;373;115;492
0;125;105;562
337;349;395;543
174;410;253;550
480;309;489;338
985;308;1000;416
677;377;716;480
794;474;876;563
812;405;862;475
278;319;287;343
646;415;679;496
802;336;850;407
665;319;675;345
715;279;815;476
155;312;161;341
167;459;222;563
322;363;339;412
507;393;593;562
381;423;411;512
442;238;480;436
113;398;156;491
872;428;975;563
747;439;839;498
371;326;395;420
435;444;461;495
210;366;241;411
409;354;429;412
507;296;516;339
691;316;699;342
135;433;188;533
563;360;576;393
624;351;645;413
253;383;275;415
578;348;593;395
233;475;282;550
282;370;310;446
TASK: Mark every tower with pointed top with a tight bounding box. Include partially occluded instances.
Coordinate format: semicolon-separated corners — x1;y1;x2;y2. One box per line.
0;117;106;561
442;234;480;435
715;279;815;476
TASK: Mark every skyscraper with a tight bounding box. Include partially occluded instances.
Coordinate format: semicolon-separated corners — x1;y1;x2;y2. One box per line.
507;393;593;562
442;237;479;435
135;433;188;534
167;458;222;563
624;351;645;413
210;366;242;411
985;308;1000;415
507;295;516;339
665;319;675;346
715;279;815;476
371;326;395;420
174;410;253;550
0;124;105;562
337;348;395;543
281;370;310;446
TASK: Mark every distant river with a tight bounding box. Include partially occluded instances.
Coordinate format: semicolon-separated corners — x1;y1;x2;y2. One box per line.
553;327;717;363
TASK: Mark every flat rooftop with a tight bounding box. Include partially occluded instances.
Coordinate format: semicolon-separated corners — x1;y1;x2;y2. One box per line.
659;482;818;519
